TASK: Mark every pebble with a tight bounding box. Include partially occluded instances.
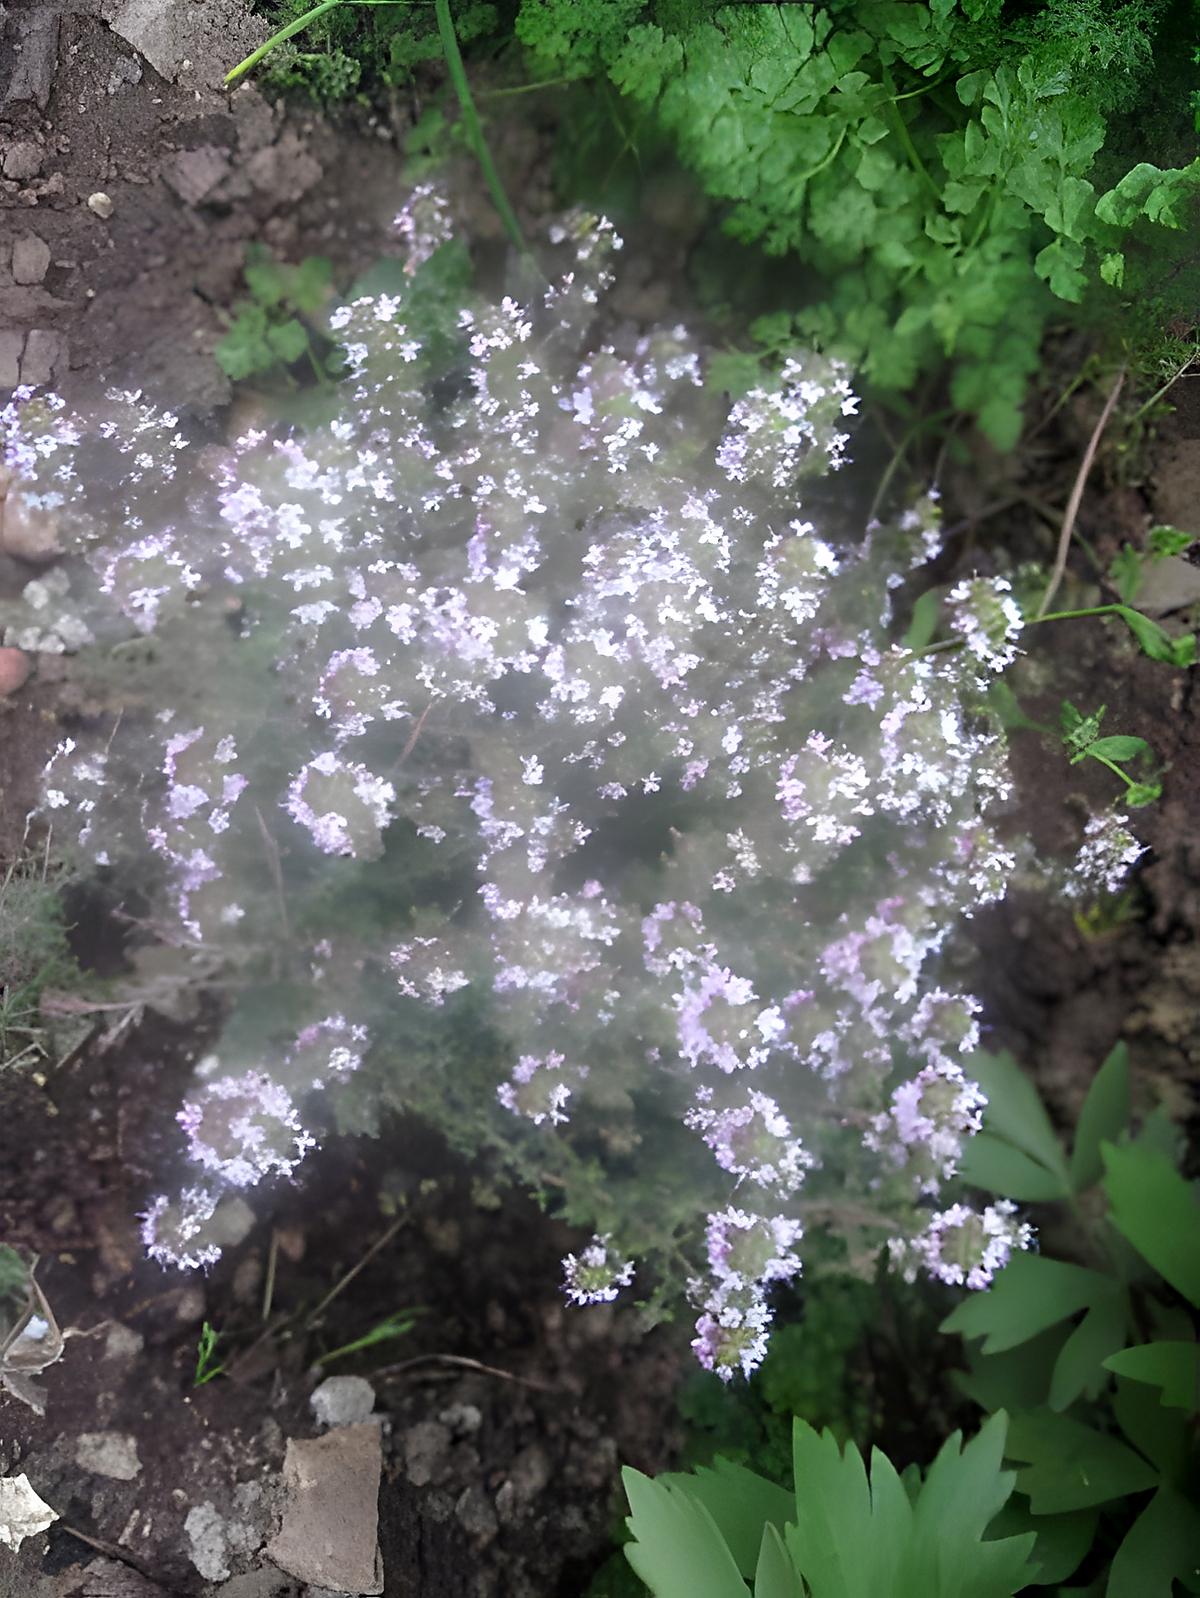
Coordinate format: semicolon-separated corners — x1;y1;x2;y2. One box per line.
75;1432;142;1481
310;1375;376;1430
87;191;115;219
1;143;43;182
0;648;31;697
18;329;68;389
11;235;51;286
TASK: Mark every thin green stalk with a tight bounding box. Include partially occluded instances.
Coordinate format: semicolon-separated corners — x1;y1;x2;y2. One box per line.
434;0;529;257
225;0;417;86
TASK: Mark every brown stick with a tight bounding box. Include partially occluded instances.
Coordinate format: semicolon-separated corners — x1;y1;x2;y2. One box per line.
1036;365;1126;619
372;1352;559;1393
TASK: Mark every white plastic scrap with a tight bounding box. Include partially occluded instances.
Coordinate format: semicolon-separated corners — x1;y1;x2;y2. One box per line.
0;1474;59;1550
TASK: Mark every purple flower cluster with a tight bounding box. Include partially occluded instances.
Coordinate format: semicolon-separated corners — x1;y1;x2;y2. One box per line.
4;195;1099;1354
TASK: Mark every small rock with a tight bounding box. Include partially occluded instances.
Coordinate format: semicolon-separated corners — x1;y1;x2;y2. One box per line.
508;1442;551;1505
0;1473;58;1550
87;192;115;219
231;1253;263;1307
0;648;31;697
185;1503;232;1583
454;1485;499;1548
75;1432;141;1481
1;491;63;561
266;1425;383;1594
11;235;52;286
310;1375;376;1430
208;1195;257;1249
403;1421;453;1488
0;332;24;388
77;1555;166;1596
18;329;68;388
162;146;232;206
437;1401;482;1437
2;143;43;182
107;56;143;95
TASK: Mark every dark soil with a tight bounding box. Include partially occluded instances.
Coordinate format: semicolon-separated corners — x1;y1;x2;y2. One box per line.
2;3;1199;1594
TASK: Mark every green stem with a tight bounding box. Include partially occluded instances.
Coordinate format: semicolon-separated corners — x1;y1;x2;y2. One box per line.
881;66;940;201
434;0;529;257
1087;750;1138;792
225;0;418;85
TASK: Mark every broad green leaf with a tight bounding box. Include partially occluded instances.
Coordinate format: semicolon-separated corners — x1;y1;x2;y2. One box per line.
985;1498;1097;1586
1112;604;1191;665
1103;1342;1200;1413
658;1458;795;1577
1005;1413;1158;1513
1069;1044;1130;1193
1102;1143;1200;1304
787;1420;878;1596
957;1133;1071;1202
753;1523;803;1598
941;1254;1111;1354
1048;1289;1129;1411
1107;1485;1200;1598
966;1053;1070;1188
954;1325;1071;1414
903;588;943;650
623;1468;749;1598
1084;736;1148;764
912;1414;1037;1598
1112;1376;1192;1480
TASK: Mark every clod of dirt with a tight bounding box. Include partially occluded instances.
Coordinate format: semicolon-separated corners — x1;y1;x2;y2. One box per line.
75;1431;143;1481
2;143;44;182
310;1375;376;1430
0;647;31;696
266;1425;384;1594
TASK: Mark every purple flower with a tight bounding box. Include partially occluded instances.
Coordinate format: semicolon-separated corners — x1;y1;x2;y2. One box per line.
562;1234;635;1305
177;1067;315;1187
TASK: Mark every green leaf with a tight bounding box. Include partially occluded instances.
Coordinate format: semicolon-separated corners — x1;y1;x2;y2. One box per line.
984;1498;1097;1587
1102;1142;1200;1304
1107;1486;1200;1598
941;1253;1112;1354
1047;1289;1129;1411
911;1414;1038;1598
1112;604;1194;666
622;1468;749;1598
1147;526;1195;558
1099;251;1125;288
265;318;311;365
1108;545;1141;602
904;588;943;650
1103;1343;1200;1413
244;250;289;308
1084;736;1149;764
657;1459;795;1578
1069;1043;1130;1193
954;1326;1070;1415
957;1132;1071;1202
286;255;333;315
1005;1412;1159;1513
965;1052;1070;1189
752;1523;803;1598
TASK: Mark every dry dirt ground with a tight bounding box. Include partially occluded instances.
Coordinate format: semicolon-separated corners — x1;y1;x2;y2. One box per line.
1;3;1199;1595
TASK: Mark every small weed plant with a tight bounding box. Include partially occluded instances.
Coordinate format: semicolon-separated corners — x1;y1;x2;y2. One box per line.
0;195;1182;1376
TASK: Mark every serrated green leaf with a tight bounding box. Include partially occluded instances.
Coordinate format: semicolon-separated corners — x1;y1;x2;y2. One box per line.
954;1325;1071;1414
287;255;333;315
1085;736;1149;764
1069;1044;1130;1193
966;1052;1070;1188
1107;1485;1200;1598
622;1468;749;1598
985;1498;1097;1587
1112;604;1188;665
1102;1142;1200;1304
957;1132;1071;1202
265;318;310;365
657;1459;795;1578
244;252;288;308
1048;1289;1129;1411
942;1254;1111;1354
1099;251;1125;287
913;1414;1038;1598
753;1523;803;1598
1103;1342;1200;1413
1005;1412;1158;1513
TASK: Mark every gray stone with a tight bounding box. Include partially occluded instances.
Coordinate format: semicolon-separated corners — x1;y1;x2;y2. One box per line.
11;235;51;286
2;143;42;182
162;145;232;205
87;192;115;219
0;333;23;389
19;329;67;389
75;1432;141;1481
185;1503;232;1583
103;0;268;90
403;1421;453;1488
507;1442;551;1505
310;1375;376;1430
209;1195;257;1249
437;1401;482;1436
266;1426;383;1595
3;13;59;110
1132;554;1200;617
212;1572;295;1598
103;1323;145;1362
76;1556;167;1595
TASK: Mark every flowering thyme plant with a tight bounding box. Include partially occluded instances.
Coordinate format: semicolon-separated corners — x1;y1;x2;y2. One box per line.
2;193;1136;1378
